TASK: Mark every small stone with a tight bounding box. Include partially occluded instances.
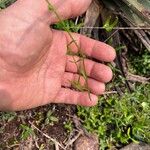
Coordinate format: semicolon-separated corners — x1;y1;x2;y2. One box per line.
120;143;150;150
74;134;99;150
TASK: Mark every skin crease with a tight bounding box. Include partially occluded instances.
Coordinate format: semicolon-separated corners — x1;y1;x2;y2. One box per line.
0;0;116;111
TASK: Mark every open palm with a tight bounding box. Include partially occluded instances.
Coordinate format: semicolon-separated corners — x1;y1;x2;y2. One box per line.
0;0;116;111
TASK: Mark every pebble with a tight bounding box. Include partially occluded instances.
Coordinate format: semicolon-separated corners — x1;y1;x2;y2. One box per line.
74;134;99;150
120;143;150;150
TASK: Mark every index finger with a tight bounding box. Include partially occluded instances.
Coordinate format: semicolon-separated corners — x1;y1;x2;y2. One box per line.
65;32;116;62
46;0;92;24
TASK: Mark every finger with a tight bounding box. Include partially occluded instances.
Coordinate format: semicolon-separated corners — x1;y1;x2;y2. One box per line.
66;56;113;83
4;0;92;24
65;32;116;62
48;0;92;24
54;88;98;106
62;72;105;95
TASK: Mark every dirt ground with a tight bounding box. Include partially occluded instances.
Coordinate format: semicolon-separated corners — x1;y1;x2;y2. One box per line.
0;104;77;150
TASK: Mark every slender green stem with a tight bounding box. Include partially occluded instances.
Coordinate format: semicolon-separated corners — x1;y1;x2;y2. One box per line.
45;0;92;99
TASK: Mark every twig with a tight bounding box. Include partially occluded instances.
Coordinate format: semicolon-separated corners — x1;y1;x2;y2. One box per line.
63;27;150;30
65;131;82;149
6;144;20;149
103;91;118;95
55;143;60;150
104;29;119;42
29;121;65;150
127;72;150;84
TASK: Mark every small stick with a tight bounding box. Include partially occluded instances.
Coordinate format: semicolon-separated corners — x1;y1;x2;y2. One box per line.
29;121;65;150
65;131;82;149
103;91;118;95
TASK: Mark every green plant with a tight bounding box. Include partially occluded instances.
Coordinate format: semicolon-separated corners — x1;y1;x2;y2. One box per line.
0;112;16;122
64;120;73;133
103;16;118;32
20;124;35;140
46;0;92;99
0;0;16;9
128;50;150;76
0;126;5;134
39;144;45;150
45;110;58;126
53;20;83;33
77;84;150;149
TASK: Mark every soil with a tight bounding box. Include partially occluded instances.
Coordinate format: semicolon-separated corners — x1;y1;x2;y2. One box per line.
0;104;76;150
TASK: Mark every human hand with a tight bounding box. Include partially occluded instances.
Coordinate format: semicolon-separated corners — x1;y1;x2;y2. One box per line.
0;0;116;111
